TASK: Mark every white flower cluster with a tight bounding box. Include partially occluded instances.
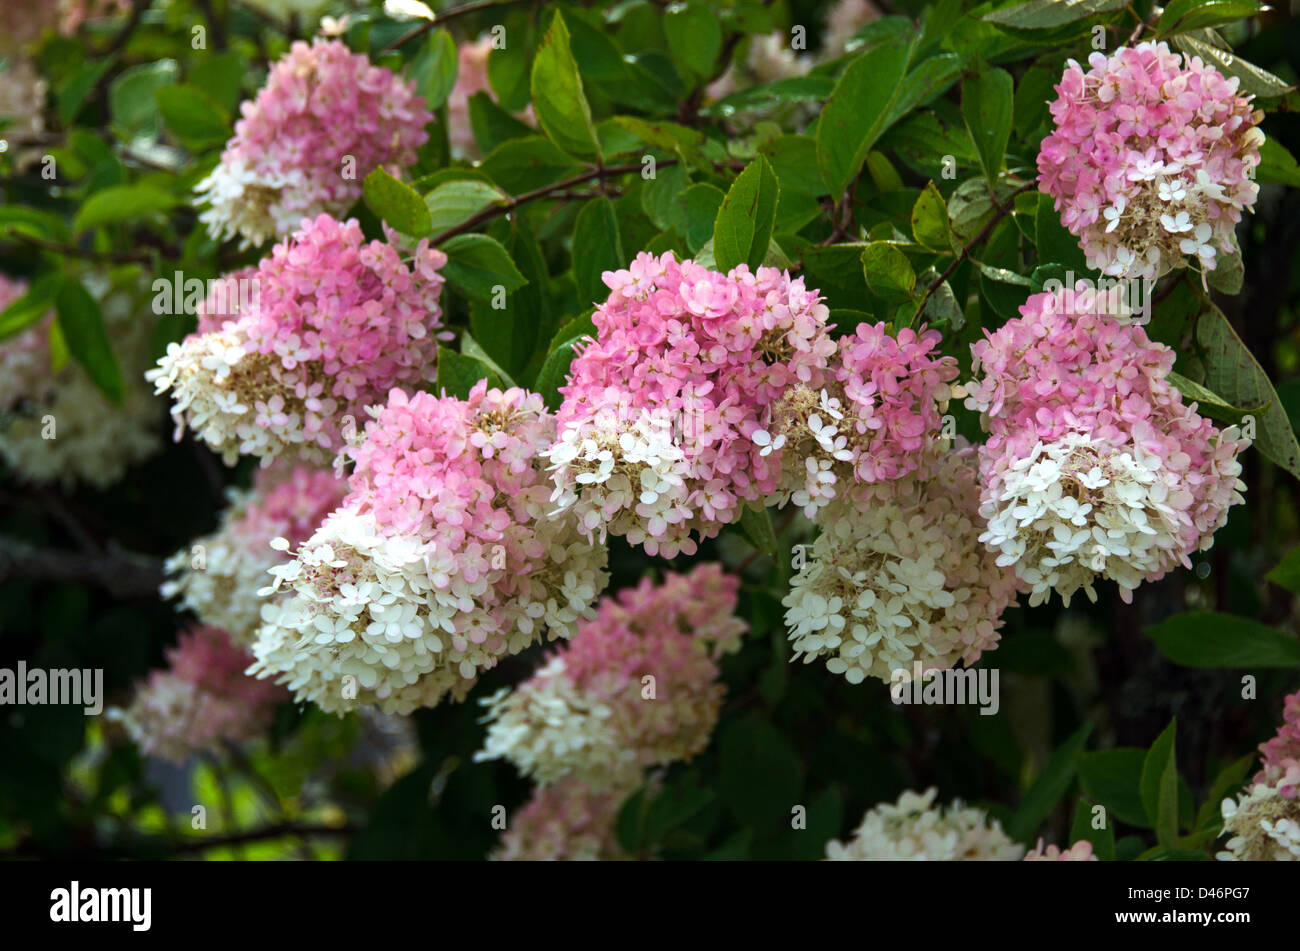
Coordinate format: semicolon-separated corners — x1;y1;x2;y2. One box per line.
473;657;637;789
146;325;337;466
161;486;269;645
1;279;161;488
783;449;1018;684
825;788;1024;861
544;408;692;553
761;386;851;518
194;160;313;250
979;432;1187;607
249;505;607;715
1217;774;1300;861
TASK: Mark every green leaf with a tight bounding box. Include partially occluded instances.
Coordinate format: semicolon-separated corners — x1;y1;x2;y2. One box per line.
73;185;177;234
410;29;459;110
572;197;625;305
488;27;532;114
468;92;535;153
983;0;1126;29
1167;371;1266;424
479;137;583;194
911;181;952;253
533;315;595;411
713;155;779;272
435;345;503;400
109;60;177;137
0;274;59;343
664;2;723;82
1070;797;1116;861
424;179;508;234
1173;35;1295;97
1157;0;1265;37
891;54;963;123
718;714;803;828
1078;748;1150;828
1146;611;1300;667
961;68;1014;186
530;13;600;159
1140;719;1180;848
861;242;916;303
670;184;726;254
58;59;115;125
439;233;528;302
460;333;518;389
1258;138;1300;187
155;84;230;149
704;75;836;117
1266;545;1300;594
613;117;711;172
1196;753;1255;831
1196;301;1300;480
736;504;780;562
55;279;123;406
1206;245;1244;295
363;166;431;237
816;41;914;198
1007;724;1093;843
189;51;245;114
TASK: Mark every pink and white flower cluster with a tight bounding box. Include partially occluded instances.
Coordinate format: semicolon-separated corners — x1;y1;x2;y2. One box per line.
966;284;1246;606
825;788;1024;861
108;624;285;763
1024;839;1098;861
546;251;836;557
162;463;347;646
476;564;745;790
764;322;957;517
1038;42;1264;280
249;383;609;715
148;214;448;466
195;39;431;248
1219;691;1300;861
782;445;1020;684
0;274;160;487
492;778;630;861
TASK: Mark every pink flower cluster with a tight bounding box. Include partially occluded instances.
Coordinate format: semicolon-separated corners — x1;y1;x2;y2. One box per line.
148;214;448;466
162;462;348;645
109;624;285;763
765;322;957;516
477;564;746;788
547;251;835;557
1038;42;1264;279
493;778;629;861
1024;839;1098;861
1257;689;1300;796
195;39;431;248
250;383;608;714
966;284;1246;606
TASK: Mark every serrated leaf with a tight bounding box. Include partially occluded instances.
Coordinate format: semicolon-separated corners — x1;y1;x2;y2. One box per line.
1167;370;1267;424
983;0;1126;29
664;2;723;82
1196;302;1300;479
440;233;528;301
816;41;914;198
435;345;502;400
364;167;431;237
912;181;952;253
530;13;600;159
961;67;1013;186
425;179;508;233
572;197;624;304
862;241;916;303
1157;0;1265;37
713;156;779;273
1146;611;1300;667
1173;35;1295;97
